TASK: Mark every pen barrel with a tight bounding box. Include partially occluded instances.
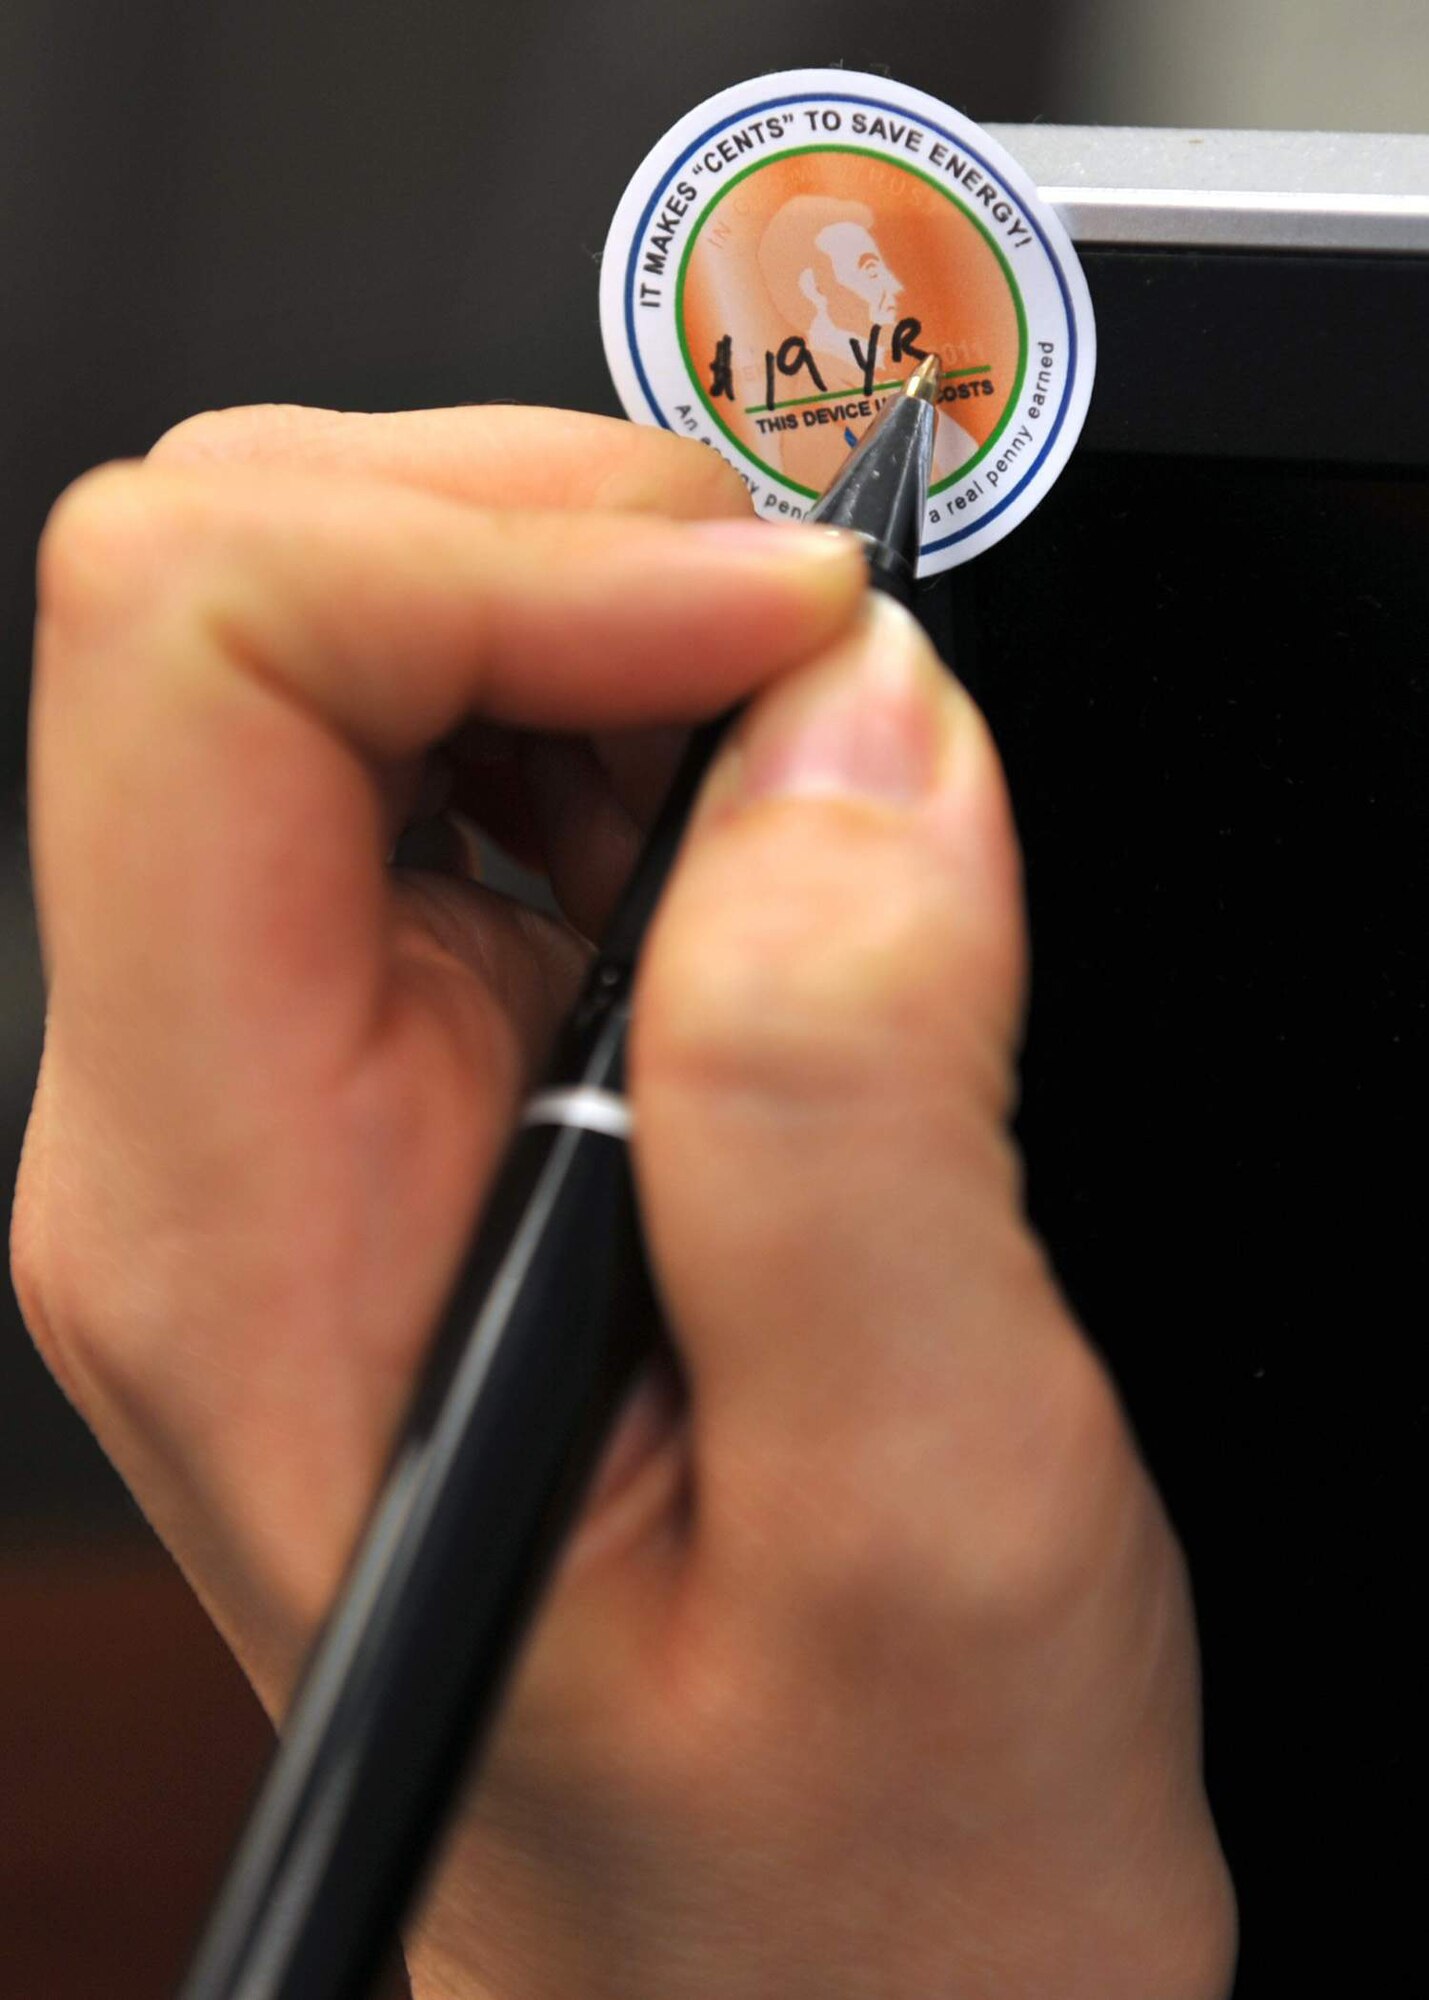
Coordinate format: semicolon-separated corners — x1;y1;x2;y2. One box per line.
177;969;656;2000
805;386;936;610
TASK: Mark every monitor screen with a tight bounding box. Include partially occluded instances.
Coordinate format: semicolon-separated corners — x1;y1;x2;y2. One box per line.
914;143;1428;1980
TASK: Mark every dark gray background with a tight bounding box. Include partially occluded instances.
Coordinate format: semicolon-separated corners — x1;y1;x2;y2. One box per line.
2;11;1426;1998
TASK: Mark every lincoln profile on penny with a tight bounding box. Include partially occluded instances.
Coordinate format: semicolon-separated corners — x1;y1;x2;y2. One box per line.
757;193;978;475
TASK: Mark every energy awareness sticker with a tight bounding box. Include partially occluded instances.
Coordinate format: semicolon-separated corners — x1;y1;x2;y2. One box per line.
600;70;1096;573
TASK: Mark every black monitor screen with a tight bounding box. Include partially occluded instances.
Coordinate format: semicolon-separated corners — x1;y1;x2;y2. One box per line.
928;444;1427;1996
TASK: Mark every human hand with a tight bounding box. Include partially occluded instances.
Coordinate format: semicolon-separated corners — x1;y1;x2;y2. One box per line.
13;404;1235;2000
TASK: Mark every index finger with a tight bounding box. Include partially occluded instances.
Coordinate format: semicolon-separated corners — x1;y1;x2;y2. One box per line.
41;464;861;754
31;460;863;1084
150;403;756;521
149;406;761;866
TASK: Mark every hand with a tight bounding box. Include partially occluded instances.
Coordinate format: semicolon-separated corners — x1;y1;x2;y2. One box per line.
13;404;1235;2000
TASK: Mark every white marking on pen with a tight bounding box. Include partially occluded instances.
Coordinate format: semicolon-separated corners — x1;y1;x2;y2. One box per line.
521;1087;633;1141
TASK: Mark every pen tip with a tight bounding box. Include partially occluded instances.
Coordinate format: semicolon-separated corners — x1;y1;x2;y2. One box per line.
905;354;940;404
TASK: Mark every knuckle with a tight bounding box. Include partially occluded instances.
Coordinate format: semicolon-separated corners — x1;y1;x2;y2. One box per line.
666;438;754;517
9;1094;86;1405
10;1137;52;1353
36;459;190;633
149;403;328;466
11;1062;177;1421
773;1305;1139;1648
941;1331;1140;1635
16;1142;189;1431
147;404;248;463
601;430;753;519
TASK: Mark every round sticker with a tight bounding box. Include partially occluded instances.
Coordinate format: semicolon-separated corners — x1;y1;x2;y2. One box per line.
600;70;1096;573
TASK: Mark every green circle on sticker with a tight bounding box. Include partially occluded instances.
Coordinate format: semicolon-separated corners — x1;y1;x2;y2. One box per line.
674;144;1030;501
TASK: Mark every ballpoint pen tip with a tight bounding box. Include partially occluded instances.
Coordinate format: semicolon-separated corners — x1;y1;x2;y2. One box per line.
905;354;940;404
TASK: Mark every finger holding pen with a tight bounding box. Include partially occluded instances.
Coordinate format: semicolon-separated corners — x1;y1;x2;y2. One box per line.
18;438;864;1707
147;402;804;933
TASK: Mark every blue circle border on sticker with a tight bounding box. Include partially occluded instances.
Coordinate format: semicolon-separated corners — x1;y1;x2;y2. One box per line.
621;89;1079;558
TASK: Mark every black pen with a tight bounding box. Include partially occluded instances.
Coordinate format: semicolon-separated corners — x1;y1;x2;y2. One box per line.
176;352;941;2000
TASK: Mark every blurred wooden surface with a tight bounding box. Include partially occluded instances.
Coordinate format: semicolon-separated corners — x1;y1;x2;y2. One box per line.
1;1538;411;1998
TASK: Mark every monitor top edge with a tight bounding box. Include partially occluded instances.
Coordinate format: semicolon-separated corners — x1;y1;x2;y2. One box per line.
986;125;1429;252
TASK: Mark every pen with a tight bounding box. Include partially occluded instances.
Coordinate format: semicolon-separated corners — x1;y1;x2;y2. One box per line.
176;352;941;2000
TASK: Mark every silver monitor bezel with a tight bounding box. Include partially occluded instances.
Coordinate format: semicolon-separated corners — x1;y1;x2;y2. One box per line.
985;124;1429;253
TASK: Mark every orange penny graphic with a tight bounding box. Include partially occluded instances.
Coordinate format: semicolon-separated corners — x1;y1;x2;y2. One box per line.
602;72;1095;571
678;148;1025;498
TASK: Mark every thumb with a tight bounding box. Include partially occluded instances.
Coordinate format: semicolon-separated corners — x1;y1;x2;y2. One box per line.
632;593;1107;1591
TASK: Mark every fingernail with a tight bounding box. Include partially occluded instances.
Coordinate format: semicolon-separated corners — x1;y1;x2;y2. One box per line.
736;593;953;809
688;518;861;563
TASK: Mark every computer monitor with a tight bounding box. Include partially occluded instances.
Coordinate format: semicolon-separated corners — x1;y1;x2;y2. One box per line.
917;126;1428;1997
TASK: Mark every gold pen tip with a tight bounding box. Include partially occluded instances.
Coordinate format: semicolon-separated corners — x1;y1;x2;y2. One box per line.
905;353;940;404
